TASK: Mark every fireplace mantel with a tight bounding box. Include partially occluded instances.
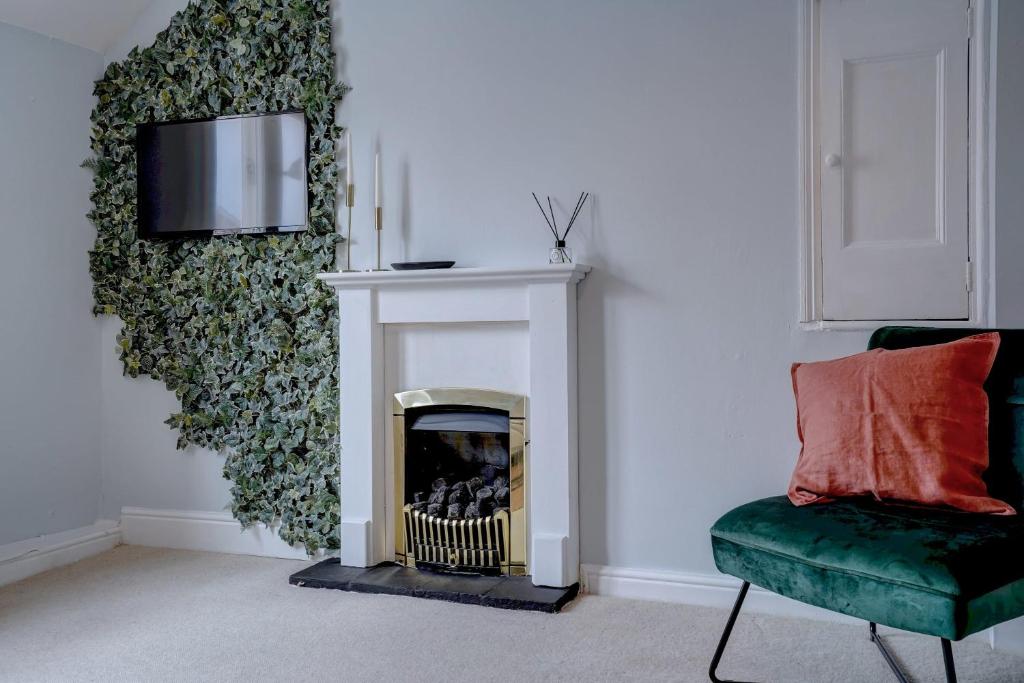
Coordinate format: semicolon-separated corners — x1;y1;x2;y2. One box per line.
318;264;589;588
318;263;589;289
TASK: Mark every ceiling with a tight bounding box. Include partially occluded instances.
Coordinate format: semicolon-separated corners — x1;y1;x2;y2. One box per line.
0;0;154;54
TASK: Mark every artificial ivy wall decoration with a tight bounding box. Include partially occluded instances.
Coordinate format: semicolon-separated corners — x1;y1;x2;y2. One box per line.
86;0;347;553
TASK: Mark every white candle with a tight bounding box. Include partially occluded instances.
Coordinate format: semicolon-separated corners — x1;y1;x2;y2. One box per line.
345;130;353;187
374;152;382;208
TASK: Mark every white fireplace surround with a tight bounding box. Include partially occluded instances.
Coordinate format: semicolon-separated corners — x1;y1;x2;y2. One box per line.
318;264;589;587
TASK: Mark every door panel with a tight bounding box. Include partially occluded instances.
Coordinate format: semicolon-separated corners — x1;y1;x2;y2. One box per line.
820;0;969;320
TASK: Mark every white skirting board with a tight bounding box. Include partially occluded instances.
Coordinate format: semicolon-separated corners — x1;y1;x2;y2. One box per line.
581;563;857;623
0;520;122;588
120;507;313;561
580;564;1008;650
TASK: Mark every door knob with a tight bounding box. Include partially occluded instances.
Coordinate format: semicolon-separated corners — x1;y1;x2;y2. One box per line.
824;153;841;168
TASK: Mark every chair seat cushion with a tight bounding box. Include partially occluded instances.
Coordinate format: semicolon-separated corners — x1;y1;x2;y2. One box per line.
710;496;1024;640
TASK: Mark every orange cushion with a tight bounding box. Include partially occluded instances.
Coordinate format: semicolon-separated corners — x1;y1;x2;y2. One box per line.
788;332;1015;515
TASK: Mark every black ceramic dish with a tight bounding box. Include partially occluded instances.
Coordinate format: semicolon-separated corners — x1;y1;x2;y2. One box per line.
391;261;456;270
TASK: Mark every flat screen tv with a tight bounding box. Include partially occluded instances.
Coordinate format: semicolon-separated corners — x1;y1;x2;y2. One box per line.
136;111;308;238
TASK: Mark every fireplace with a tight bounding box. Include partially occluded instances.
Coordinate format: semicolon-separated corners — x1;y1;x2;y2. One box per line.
313;264;588;589
393;388;527;576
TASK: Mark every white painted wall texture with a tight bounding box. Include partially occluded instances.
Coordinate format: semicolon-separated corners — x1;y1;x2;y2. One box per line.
334;0;872;575
994;0;1024;327
0;23;104;546
100;1;1024;583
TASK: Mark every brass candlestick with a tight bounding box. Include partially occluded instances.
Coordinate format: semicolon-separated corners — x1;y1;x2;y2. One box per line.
344;184;356;272
374;206;385;271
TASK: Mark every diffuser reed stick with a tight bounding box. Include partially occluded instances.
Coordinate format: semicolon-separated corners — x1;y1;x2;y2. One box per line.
531;191;589;263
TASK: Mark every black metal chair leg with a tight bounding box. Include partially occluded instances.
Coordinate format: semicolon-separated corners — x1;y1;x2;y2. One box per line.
869;622;910;683
871;622;958;683
709;581;754;683
941;638;958;683
709;591;960;683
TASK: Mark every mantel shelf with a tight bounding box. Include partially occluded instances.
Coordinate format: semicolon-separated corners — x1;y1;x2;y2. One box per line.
317;264;590;290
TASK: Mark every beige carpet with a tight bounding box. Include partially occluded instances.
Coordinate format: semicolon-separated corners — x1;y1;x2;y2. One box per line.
0;547;1022;682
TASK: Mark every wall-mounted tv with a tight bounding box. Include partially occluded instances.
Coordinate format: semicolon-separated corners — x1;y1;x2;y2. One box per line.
136;111;308;239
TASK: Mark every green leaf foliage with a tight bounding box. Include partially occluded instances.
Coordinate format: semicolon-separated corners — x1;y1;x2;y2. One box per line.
86;0;348;553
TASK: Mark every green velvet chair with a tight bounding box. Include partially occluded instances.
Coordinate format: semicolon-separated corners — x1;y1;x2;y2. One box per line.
708;327;1024;683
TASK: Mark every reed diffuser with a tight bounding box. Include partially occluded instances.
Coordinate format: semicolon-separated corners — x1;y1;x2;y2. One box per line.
532;192;588;264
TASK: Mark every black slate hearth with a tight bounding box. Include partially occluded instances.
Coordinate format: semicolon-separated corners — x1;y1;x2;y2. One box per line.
289;559;578;613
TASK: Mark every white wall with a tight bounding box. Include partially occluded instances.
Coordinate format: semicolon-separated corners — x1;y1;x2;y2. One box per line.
101;0;1024;583
103;0;191;65
335;0;871;575
0;23;104;546
994;0;1024;327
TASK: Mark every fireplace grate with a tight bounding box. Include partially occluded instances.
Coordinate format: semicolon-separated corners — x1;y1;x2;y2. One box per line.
403;505;510;575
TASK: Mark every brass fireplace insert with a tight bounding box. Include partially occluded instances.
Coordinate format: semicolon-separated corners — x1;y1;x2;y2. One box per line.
393;388;527;576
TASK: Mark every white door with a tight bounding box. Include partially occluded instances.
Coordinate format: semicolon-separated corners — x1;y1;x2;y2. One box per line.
819;0;970;320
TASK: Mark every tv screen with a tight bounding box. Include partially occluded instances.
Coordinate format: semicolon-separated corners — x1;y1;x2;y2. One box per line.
136;111;308;238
